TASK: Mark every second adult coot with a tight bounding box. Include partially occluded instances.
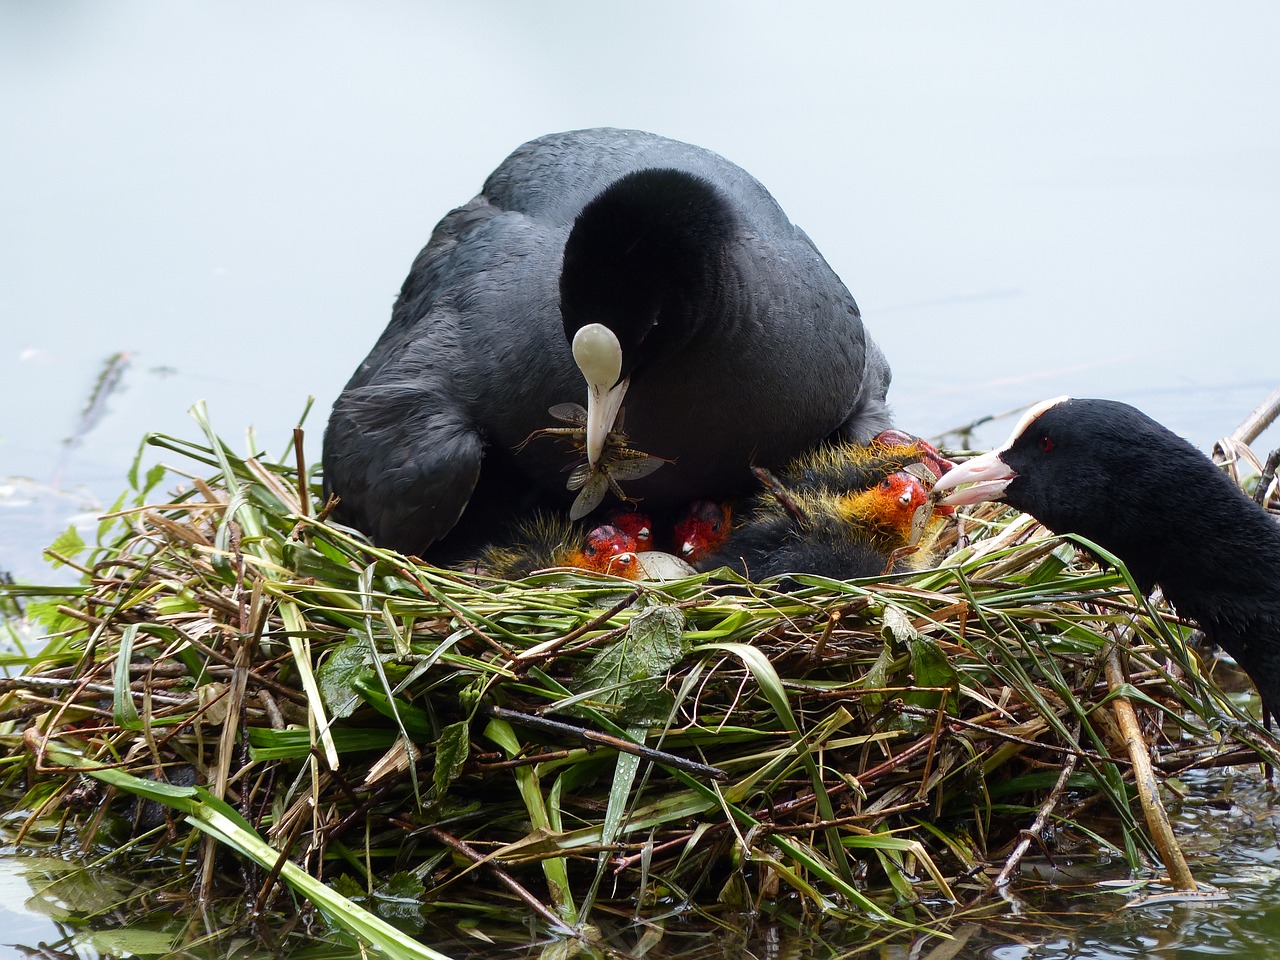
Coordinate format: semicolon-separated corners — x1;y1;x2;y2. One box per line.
933;396;1280;720
323;128;892;560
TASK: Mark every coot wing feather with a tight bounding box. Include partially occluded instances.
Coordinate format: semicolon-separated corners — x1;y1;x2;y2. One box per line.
325;203;573;554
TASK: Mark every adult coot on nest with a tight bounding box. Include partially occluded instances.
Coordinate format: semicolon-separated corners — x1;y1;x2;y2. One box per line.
933;396;1280;720
323;128;892;560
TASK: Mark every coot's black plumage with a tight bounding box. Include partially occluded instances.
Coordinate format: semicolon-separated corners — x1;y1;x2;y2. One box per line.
323;128;891;559
933;397;1280;718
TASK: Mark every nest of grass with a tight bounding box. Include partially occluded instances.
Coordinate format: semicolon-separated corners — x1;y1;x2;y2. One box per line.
2;404;1277;955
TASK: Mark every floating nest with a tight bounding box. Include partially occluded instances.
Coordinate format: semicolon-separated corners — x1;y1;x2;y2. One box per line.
2;405;1277;957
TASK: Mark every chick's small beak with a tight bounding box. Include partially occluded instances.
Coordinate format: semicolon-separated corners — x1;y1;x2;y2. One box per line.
931;450;1017;506
609;551;638;574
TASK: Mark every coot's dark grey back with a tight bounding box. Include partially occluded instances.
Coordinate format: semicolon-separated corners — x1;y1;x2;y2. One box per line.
481;128;798;236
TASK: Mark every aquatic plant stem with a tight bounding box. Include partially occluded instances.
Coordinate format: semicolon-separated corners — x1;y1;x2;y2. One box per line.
1102;639;1197;891
1230;385;1280;446
982;720;1080;896
419;825;576;936
293;427;311;518
479;704;728;780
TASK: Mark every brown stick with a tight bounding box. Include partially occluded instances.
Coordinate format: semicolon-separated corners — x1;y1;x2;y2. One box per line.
1102;638;1197;891
1255;449;1280;508
981;721;1081;896
480;704;727;781
419;825;574;935
751;465;809;523
293;427;311;519
513;586;643;666
253;799;311;915
1231;385;1280;445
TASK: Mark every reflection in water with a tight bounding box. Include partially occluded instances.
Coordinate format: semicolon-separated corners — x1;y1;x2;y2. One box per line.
1;351;128;584
59;351;131;453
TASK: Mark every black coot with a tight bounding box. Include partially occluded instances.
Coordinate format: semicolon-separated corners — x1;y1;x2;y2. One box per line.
323;128;891;559
933;396;1280;718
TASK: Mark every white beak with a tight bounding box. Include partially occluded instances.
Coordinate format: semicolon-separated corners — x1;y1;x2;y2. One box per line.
931;449;1016;506
571;323;629;468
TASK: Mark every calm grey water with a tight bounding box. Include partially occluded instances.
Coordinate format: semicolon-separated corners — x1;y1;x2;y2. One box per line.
2;3;1278;955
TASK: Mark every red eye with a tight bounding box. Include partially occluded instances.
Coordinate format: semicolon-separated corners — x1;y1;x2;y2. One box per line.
1040;435;1054;453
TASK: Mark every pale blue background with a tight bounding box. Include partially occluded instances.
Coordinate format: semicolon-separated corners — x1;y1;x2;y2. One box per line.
3;3;1278;584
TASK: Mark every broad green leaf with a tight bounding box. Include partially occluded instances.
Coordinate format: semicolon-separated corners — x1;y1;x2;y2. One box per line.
905;634;959;715
317;635;372;718
87;929;176;957
46;525;86;567
573;604;688;725
433;720;470;796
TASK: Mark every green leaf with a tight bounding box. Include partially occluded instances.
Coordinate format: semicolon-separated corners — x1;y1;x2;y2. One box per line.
86;928;176;957
433;720;470;796
905;633;959;715
572;604;688;725
248;726;398;761
361;872;430;924
1026;544;1073;584
882;605;959;716
862;640;895;715
46;524;86;566
352;677;435;741
317;635;373;719
41;743;457;960
332;874;363;897
98;490;127;543
112;624;143;730
142;460;168;495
